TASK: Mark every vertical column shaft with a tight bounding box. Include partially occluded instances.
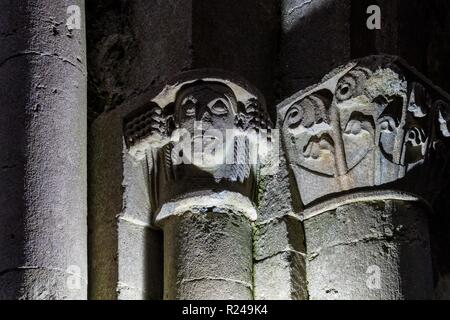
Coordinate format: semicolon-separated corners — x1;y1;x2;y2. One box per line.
0;0;87;299
162;211;253;300
305;200;433;300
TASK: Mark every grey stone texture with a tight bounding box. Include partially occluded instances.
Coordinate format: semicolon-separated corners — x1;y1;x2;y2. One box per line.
305;200;433;300
0;0;87;299
117;219;163;300
278;55;450;208
163;212;253;300
254;215;307;300
86;1;280;299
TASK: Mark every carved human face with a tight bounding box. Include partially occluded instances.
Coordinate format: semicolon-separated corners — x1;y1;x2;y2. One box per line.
282;91;335;176
174;82;239;169
278;60;450;206
334;68;377;172
280;66;412;187
334;68;434;175
175;83;237;135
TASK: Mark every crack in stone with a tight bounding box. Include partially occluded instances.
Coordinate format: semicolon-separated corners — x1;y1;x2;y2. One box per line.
118;216;152;228
256;213;301;227
255;248;306;263
0;51;86;74
180;277;252;290
308;236;426;260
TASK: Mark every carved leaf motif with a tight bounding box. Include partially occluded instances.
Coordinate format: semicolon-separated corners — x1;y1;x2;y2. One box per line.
283;92;336;176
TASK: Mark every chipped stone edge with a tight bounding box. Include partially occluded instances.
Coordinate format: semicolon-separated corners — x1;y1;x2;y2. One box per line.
154;190;258;225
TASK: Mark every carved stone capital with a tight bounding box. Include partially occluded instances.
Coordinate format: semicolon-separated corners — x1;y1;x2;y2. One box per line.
123;70;272;224
277;56;450;211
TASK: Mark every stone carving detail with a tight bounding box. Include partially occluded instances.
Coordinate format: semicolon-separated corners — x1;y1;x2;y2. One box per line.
124;103;172;147
278;56;450;207
123;71;272;223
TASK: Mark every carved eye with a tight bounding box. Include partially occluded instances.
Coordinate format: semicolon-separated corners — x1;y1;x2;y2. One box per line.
183;99;196;117
378;116;396;133
209;99;229;116
286;105;303;129
336;78;356;101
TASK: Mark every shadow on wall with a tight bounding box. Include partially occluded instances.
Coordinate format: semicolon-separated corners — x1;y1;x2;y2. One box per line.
0;1;33;300
280;0;352;97
350;0;450;93
192;0;280;117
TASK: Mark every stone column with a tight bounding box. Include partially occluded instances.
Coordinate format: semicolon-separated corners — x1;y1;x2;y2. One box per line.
278;55;450;300
304;198;432;299
158;195;255;300
123;71;272;300
0;1;87;299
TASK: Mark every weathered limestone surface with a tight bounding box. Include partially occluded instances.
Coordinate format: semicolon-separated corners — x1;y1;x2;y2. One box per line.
0;0;87;299
279;56;450;207
117;219;163;300
254;215;307;300
278;55;450;300
305;200;432;300
163;212;253;300
254;129;307;300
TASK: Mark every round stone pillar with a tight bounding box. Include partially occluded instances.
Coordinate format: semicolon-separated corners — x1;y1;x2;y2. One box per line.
304;199;433;300
0;1;87;299
160;208;253;300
